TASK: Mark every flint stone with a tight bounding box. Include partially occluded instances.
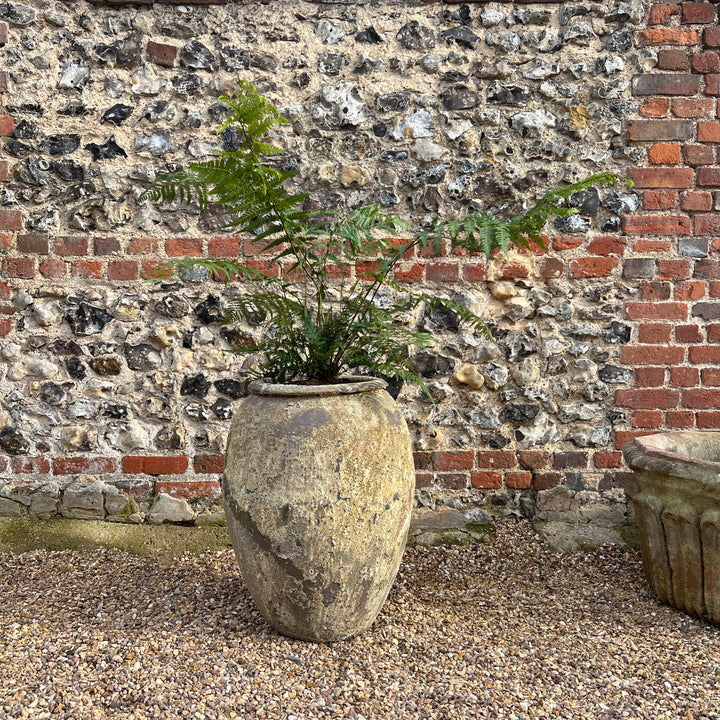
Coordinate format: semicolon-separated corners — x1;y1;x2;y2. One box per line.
60;481;106;520
356;25;383;44
211;398;233;420
172;73;206;96
156;424;185;450
599;365;632;383
59;61;90;90
39;382;70;405
148;493;195;525
413;352;455;377
515;412;559;448
318;52;347;76
571;425;611;448
194;295;223;324
505;402;540;424
0;497;25;517
377;91;411;113
124;343;162;370
214;379;246;399
397;21;435;50
441;26;480;50
102;104;133;125
317;83;367;127
441;86;479;111
180;40;216;70
185;403;212;421
315;20;344;44
40;134;81;156
131;63;167;95
483;363;509;390
412;140;447;163
89;356;121;376
65;303;113;335
65;357;87;380
135;131;172;156
181;373;211;399
85;137;127;160
67;400;98;419
604;27;633;53
467;407;501;429
0;427;30;455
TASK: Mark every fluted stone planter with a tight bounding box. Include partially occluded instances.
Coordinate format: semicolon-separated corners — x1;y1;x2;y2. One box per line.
223;377;415;642
623;432;720;624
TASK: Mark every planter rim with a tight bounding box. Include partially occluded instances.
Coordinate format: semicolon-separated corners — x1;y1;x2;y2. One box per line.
623;430;720;486
247;375;387;397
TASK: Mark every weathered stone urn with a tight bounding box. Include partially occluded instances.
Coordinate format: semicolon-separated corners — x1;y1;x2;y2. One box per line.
623;432;720;624
223;377;415;642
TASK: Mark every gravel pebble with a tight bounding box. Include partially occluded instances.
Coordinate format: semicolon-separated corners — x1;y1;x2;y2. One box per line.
1;522;719;719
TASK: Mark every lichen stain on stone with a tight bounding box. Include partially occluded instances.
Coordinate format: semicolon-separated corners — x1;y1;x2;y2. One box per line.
271;408;333;439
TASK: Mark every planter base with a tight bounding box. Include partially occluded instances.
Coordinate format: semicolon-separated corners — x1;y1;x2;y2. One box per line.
624;432;720;624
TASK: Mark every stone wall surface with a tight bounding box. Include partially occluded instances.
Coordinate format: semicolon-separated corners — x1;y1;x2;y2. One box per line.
0;0;717;539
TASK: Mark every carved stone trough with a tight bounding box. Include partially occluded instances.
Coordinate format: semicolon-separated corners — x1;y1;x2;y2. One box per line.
623;432;720;623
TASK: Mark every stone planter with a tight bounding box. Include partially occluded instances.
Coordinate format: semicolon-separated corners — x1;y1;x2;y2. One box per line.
223;377;415;642
623;432;720;623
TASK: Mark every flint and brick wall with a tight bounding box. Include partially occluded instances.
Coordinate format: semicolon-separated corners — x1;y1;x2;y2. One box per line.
0;0;718;529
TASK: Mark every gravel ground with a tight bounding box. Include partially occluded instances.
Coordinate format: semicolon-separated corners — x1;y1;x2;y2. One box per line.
1;521;719;720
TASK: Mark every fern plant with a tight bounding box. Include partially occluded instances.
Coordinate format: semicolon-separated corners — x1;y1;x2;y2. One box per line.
139;80;626;393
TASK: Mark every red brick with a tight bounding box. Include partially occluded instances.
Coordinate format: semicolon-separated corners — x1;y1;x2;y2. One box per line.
681;191;714;211
0;210;22;231
625;301;688;320
705;27;720;48
539;258;564;278
683;144;716;165
0;319;12;337
643;189;678;209
698;122;720;142
0;115;12;136
108;260;139;280
127;237;160;254
569;257;619;278
697;411;720;428
413;452;432;470
649;3;680;24
470;471;502;489
638;28;701;46
147;40;177;68
635;240;674;253
0;22;6;46
633;410;664;428
193;455;225;473
395;262;424;282
0;456;7;473
628;168;694;189
696;215;720;235
208;237;242;257
707;74;720;95
628;120;695;142
623;215;691;235
657;49;690;71
708;323;720;341
517;450;549;470
154;480;221;499
11;457;51;474
2;258;35;278
553;451;588;469
635;367;667;386
436;473;468;490
648;143;682;164
692;52;720;73
94;237;121;255
476;450;516;469
638;322;672;343
165;238;202;257
72;261;103;279
586;236;627;255
53;457;118;475
54;236;88;256
702;368;720;385
498;262;529;280
667;410;696;427
550;236;582;251
39;259;66;278
682;2;717;23
673;99;716;119
593;451;623;469
414;472;434;489
16;234;49;254
671;366;700;386
614;431;658;450
622;345;686;365
0;161;7;182
532;472;562;491
615;388;680;410
675;280;707;300
426;262;459;282
461;262;488;282
683;388;720;408
675;325;703;343
689;345;720;363
640;98;671;117
698;168;720;187
432;450;474;471
658;259;693;280
506;471;532;489
245;259;280;277
122;455;190;475
695;258;720;278
0;280;10;300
